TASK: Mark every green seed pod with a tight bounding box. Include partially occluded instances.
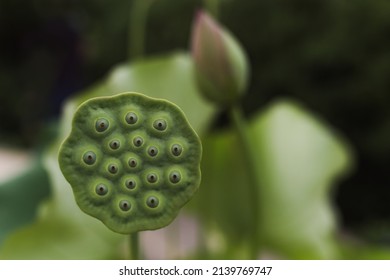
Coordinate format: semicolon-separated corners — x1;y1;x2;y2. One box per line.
58;92;202;234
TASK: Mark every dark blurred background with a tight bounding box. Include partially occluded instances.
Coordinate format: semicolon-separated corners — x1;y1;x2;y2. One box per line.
1;0;390;244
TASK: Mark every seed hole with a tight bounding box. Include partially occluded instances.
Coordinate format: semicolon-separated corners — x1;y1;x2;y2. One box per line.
109;140;120;150
95;184;108;196
108;164;118;174
125;112;138;125
147;173;158;183
133;136;143;147
171;144;182;156
119;200;131;211
146;196;159;208
95;118;109;132
153;119;167;131
83;151;96;165
169;171;181;183
148;146;158;157
126;179;136;189
128;158;137;168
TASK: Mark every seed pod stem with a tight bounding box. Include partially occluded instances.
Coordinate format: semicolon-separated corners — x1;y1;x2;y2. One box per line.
129;233;139;260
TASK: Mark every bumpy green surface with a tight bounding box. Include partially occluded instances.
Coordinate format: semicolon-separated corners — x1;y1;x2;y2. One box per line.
58;92;202;234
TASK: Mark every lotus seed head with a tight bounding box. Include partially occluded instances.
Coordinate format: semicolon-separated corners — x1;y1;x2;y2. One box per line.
119;200;131;211
83;151;96;165
125;179;136;190
58;92;202;234
146;196;159;208
171;144;182;156
96;118;109;132
148;146;158;157
153;119;167;131
169;171;181;184
109;140;120;150
147;173;158;183
95;184;108;196
125;112;138;125
133;136;143;147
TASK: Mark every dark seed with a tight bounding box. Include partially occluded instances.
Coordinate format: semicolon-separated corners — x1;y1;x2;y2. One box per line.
146;196;159;208
119;200;131;211
95;118;109;132
153;119;167;131
147;173;158;183
83;151;96;165
109;140;120;150
128;158;137;168
125;179;136;189
95;184;108;196
125;112;138;125
133;136;143;147
171;144;182;156
169;171;181;183
148;146;158;157
108;164;118;174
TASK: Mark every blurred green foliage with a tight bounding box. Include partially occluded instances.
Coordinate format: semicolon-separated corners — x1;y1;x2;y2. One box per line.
193;100;351;259
220;0;390;227
0;159;50;245
1;0;390;259
0;53;215;259
0;52;354;259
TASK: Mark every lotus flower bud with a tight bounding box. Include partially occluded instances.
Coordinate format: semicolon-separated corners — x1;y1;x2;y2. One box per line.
191;10;249;106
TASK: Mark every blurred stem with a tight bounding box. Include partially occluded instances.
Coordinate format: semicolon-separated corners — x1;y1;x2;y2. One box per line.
128;0;156;60
129;233;139;260
229;105;260;259
203;0;221;19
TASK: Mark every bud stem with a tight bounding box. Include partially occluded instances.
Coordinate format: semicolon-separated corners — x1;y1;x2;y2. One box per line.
203;0;221;19
229;105;261;259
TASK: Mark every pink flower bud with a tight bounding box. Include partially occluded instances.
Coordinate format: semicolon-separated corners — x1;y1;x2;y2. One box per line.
191;10;249;105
